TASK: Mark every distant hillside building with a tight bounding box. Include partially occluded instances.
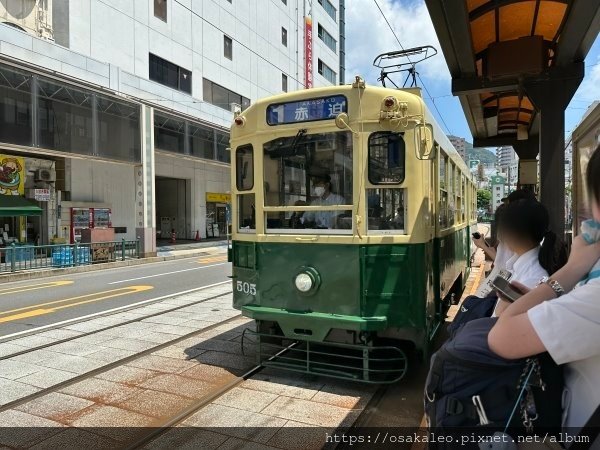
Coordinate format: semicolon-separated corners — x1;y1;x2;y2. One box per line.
448;135;467;161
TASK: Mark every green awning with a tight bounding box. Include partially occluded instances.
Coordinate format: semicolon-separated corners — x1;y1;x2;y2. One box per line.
0;195;43;217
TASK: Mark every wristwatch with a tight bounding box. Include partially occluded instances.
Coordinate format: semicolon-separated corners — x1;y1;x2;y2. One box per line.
538;276;565;297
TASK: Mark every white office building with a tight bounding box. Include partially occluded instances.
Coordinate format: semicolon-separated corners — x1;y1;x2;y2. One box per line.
0;0;344;255
496;146;518;188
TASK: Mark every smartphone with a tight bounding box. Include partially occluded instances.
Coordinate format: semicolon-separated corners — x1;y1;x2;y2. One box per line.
491;276;524;303
472;232;482;239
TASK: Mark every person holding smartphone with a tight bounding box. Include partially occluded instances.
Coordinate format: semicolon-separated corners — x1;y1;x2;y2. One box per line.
489;146;600;444
492;198;568;316
474;190;542;298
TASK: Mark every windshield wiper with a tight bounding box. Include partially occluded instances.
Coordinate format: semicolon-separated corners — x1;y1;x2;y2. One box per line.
289;128;308;155
266;129;309;159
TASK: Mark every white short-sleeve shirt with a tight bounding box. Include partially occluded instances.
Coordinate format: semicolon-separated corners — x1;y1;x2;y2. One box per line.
528;276;600;439
494;241;513;272
505;246;548;289
302;192;346;229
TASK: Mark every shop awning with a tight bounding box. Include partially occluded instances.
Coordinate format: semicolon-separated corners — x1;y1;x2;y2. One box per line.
0;195;42;217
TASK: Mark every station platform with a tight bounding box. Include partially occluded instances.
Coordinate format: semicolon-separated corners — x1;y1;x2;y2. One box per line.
0;245;488;449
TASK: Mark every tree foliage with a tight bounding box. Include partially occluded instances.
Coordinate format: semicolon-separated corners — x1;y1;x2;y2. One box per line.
477;189;492;209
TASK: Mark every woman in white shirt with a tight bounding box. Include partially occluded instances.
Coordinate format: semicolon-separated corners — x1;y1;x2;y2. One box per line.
474;189;536;297
473;204;515;297
489;146;600;445
501;199;567;285
492;198;568;316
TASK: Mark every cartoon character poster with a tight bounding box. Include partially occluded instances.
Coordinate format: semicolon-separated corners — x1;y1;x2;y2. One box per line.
0;155;25;196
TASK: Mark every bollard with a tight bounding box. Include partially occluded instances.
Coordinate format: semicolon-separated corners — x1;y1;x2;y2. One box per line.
122;238;126;261
136;237;140;259
10;243;16;273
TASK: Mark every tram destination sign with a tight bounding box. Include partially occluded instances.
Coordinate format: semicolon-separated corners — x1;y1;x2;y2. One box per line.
266;95;347;125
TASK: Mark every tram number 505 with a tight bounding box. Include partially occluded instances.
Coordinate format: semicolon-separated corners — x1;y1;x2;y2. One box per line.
237;281;257;296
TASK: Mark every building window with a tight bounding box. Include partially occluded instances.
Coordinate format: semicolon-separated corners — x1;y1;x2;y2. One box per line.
203;78;250;112
154;0;167;21
149;54;192;94
224;35;233;60
282;74;288;92
318;0;336;21
318;59;336;84
154;110;230;163
281;27;288;47
317;24;337;53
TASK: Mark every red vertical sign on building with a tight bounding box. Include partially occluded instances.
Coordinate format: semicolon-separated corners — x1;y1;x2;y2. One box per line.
304;16;313;89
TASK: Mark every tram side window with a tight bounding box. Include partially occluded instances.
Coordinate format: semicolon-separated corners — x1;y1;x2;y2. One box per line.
238;193;255;232
439;154;449;228
368;132;405;184
447;163;455;227
460;175;466;223
367;188;406;233
236;145;254;191
472;184;477;221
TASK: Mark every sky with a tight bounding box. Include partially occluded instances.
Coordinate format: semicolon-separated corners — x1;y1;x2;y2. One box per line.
344;0;600;144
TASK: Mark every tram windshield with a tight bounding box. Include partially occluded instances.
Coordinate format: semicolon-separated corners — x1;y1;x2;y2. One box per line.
263;131;353;233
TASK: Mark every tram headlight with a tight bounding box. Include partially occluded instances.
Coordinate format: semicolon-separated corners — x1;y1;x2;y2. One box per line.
294;273;313;292
293;267;321;295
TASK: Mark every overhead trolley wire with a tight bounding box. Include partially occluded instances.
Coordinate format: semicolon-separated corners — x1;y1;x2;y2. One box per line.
372;0;454;135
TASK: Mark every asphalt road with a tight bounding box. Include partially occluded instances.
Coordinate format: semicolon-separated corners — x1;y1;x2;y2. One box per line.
0;253;232;337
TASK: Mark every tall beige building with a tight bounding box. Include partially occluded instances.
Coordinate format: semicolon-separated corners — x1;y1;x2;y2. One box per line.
448;135;467;162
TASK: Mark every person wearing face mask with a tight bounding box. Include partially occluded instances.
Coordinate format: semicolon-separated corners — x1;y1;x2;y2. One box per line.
300;170;345;229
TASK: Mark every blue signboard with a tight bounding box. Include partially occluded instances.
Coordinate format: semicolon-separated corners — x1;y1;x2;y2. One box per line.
266;95;347;125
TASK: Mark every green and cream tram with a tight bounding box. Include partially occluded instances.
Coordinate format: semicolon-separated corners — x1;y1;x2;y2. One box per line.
229;78;476;383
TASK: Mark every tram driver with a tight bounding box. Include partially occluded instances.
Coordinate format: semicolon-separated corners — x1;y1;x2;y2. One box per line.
299;169;346;229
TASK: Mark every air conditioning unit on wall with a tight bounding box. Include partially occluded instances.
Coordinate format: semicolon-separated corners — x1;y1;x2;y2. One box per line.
35;169;56;182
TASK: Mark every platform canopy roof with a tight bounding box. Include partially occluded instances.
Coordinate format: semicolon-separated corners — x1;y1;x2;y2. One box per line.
425;0;600;157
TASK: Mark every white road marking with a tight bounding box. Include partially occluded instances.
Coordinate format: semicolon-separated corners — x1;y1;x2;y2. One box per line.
108;263;228;285
0;281;231;343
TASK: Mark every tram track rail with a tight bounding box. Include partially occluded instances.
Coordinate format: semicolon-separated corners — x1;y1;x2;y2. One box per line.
0;297;240;413
0;288;234;362
124;364;264;449
125;343;297;449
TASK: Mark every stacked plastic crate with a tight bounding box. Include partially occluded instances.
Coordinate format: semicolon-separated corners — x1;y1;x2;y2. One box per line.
52;248;73;267
78;246;91;264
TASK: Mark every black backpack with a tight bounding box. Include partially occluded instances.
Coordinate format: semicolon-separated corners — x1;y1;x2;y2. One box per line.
424;317;563;447
447;294;498;338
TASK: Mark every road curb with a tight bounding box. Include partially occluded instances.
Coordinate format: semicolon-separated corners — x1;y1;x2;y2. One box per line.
0;246;228;283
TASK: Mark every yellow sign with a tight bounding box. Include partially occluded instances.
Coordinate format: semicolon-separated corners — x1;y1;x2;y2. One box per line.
0;155;25;195
206;192;231;203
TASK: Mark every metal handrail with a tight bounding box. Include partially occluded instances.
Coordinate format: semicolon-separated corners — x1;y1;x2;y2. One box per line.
0;239;140;273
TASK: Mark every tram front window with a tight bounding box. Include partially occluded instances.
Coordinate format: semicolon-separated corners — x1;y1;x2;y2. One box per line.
264;131;353;233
